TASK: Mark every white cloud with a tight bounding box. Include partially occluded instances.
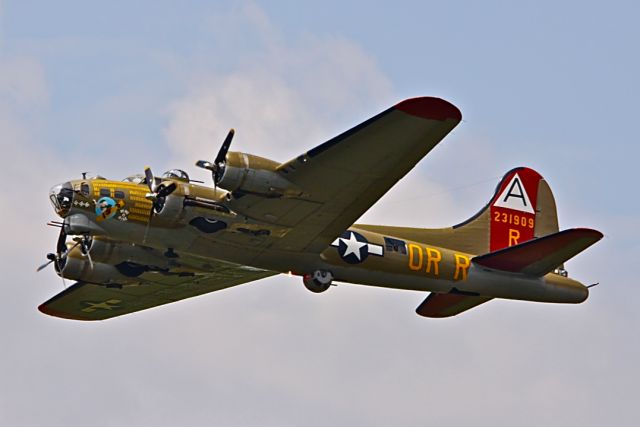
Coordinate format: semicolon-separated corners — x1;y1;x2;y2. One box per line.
164;5;393;177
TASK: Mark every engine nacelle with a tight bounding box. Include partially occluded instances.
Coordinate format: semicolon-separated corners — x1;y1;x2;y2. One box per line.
86;238;171;267
218;152;299;197
154;192;184;221
56;239;181;286
58;255;139;286
303;270;334;293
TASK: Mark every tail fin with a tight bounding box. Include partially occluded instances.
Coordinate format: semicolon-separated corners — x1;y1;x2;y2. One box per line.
449;167;560;254
357;167;561;255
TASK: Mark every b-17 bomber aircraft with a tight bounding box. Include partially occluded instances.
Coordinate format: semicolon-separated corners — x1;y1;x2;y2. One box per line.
39;97;602;320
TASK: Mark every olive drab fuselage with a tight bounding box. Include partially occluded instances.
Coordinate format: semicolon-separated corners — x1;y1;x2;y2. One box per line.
54;175;588;306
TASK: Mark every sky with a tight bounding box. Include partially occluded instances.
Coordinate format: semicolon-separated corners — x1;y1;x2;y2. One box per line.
1;1;638;425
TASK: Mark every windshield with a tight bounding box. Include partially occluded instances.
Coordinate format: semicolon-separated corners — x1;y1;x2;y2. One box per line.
162;169;190;181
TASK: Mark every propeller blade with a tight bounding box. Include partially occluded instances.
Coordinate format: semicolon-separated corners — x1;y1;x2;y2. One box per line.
79;236;94;270
144;166;155;192
157;182;177;198
143;209;154;244
214;128;235;165
36;257;55;272
56;227;67;254
85;250;94;270
56;258;67;289
195;160;214;171
64;241;80;257
39;228;68;272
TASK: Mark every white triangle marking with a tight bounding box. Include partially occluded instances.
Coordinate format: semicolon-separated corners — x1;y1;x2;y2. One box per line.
493;173;535;213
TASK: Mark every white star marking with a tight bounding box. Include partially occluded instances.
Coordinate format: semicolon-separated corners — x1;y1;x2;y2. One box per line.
340;232;367;261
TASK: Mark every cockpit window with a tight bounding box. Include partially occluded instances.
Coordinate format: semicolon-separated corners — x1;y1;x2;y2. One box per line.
99;188;111;198
80;183;90;196
161;169;190;182
114;190;125;199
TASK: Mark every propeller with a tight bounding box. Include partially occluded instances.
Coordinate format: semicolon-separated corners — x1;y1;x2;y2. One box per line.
76;235;94;270
36;252;58;273
144;166;177;214
142;166;178;244
36;226;81;289
195;128;235;189
37;226;68;272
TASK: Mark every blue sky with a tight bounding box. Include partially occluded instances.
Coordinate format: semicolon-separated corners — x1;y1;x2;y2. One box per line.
1;1;638;426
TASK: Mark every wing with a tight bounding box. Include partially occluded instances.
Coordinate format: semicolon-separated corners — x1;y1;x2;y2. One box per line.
227;97;462;256
416;292;493;318
39;261;276;321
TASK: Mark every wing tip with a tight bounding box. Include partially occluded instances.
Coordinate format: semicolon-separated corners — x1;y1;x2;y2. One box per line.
572;227;604;241
395;97;462;122
415;307;454;318
38;303;95;321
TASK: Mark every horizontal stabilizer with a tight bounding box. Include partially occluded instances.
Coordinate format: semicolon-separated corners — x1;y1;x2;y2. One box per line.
472;228;603;277
416;292;493;318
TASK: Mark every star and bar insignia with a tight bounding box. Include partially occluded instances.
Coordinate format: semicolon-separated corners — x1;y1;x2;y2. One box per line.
331;230;384;264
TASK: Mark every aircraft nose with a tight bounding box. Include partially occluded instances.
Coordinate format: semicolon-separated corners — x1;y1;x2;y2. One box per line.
49;181;74;217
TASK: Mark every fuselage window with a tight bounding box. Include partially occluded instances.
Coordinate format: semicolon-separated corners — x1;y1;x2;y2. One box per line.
114;190;125;199
384;237;407;254
99;188;111;198
80;183;90;196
